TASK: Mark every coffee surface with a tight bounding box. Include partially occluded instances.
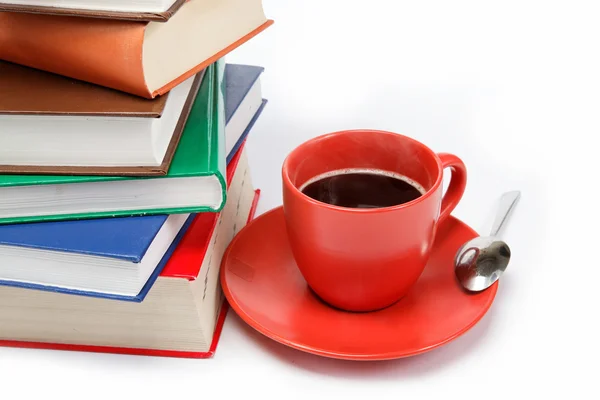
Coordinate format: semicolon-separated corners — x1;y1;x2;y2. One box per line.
300;170;423;209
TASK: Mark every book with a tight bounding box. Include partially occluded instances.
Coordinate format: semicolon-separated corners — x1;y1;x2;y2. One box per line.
0;60;226;225
0;0;273;98
0;0;188;22
0;63;267;300
0;61;205;176
224;64;266;158
0;146;259;358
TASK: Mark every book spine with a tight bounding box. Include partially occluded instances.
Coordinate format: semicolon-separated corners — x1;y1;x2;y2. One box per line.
0;12;151;97
213;58;228;203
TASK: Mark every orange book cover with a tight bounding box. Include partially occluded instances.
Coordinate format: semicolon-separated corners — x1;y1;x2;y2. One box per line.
0;0;273;98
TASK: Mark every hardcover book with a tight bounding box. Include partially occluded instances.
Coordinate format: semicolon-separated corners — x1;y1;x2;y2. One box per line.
0;60;226;225
224;64;266;158
0;0;273;98
0;61;205;176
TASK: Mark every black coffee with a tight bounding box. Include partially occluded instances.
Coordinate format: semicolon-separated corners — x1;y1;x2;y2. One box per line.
300;169;423;209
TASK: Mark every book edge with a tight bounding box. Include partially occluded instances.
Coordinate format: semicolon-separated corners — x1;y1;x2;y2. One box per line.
0;0;187;22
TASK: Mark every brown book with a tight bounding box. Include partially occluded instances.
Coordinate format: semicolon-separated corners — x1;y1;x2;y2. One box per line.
0;0;272;98
0;0;187;22
0;61;205;176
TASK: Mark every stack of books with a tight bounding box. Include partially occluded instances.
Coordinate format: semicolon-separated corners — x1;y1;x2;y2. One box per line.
0;0;272;358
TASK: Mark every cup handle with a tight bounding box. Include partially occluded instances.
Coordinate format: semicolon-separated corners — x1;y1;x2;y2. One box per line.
437;153;467;225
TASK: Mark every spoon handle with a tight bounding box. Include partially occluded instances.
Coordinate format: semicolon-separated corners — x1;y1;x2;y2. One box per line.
489;191;521;238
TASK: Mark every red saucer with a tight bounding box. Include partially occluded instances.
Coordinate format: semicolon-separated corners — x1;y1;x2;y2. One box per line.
221;206;498;361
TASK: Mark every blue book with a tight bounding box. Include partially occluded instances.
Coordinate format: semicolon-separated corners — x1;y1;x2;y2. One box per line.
225;64;265;161
0;64;267;302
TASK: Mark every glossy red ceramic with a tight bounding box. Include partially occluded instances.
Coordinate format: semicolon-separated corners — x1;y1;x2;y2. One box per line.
282;130;467;311
221;207;497;361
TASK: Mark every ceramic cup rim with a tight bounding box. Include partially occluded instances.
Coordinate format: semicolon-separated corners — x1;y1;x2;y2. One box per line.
281;129;444;213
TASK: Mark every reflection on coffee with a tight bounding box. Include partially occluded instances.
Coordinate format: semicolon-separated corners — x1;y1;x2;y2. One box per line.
300;168;424;209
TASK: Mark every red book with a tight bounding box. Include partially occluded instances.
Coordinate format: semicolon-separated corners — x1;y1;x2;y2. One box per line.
0;144;259;358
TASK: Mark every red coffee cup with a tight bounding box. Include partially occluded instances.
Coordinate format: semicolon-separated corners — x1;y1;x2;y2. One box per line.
282;129;467;312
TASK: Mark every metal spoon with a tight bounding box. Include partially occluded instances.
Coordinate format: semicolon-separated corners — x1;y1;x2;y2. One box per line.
454;190;521;292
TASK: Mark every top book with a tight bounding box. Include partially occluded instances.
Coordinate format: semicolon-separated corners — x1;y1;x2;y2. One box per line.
0;0;273;98
0;0;190;22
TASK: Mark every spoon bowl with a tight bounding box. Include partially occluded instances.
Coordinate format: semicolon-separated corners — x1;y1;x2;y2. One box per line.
455;236;511;292
454;190;520;292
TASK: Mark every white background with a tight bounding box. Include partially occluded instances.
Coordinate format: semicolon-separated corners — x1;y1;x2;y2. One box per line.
2;1;599;398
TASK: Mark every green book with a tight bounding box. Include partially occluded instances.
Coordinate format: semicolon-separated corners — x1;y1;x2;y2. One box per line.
0;60;227;225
